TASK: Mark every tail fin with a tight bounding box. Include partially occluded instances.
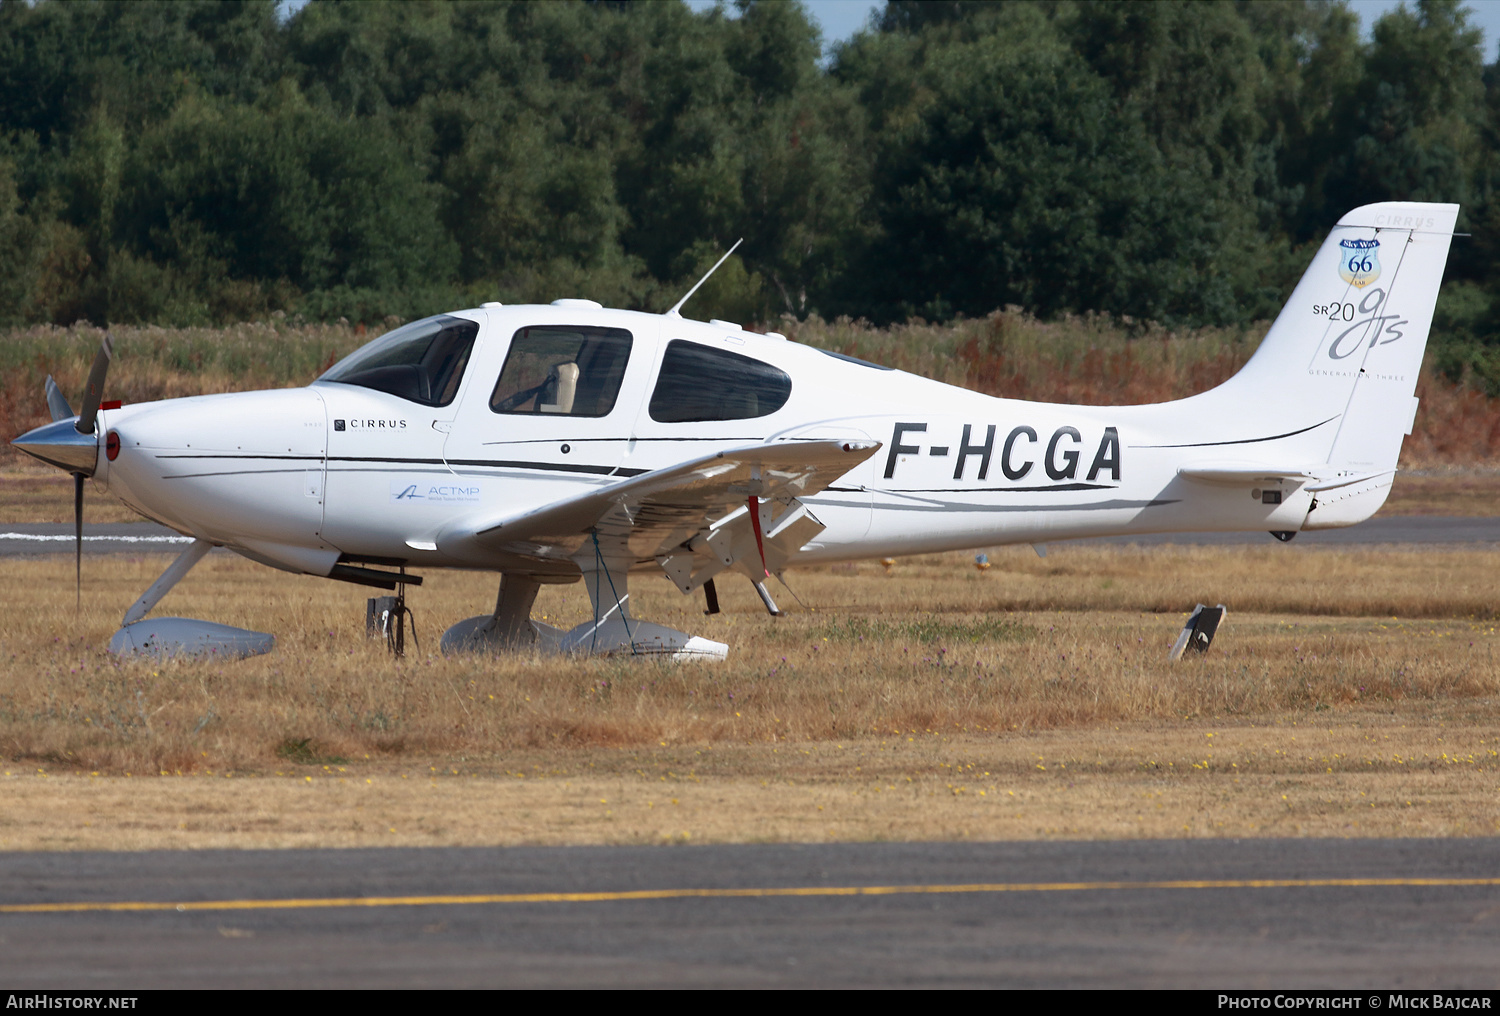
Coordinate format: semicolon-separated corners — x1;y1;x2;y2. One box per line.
1218;201;1458;527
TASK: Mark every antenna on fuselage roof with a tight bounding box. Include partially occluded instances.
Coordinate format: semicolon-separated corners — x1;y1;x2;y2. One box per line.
665;238;743;318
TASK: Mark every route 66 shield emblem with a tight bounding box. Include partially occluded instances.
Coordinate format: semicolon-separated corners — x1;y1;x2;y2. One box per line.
1338;238;1381;288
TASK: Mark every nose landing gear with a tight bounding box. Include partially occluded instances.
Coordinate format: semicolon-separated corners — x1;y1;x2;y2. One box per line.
108;539;276;659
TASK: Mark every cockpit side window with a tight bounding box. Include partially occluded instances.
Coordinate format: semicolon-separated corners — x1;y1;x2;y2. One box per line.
317;315;477;407
490;326;633;417
648;340;792;423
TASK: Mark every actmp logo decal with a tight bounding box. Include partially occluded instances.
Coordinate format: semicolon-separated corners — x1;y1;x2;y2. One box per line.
1338;238;1381;288
390;478;482;504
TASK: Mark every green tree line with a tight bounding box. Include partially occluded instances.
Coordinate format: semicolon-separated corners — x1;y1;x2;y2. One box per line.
3;0;1500;380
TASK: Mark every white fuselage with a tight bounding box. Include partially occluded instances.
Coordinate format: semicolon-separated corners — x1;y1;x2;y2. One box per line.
92;302;1321;579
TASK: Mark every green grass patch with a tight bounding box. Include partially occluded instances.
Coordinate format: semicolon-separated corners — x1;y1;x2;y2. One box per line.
274;737;349;766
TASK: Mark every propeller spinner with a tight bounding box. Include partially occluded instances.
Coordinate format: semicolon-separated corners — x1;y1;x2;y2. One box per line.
11;333;114;607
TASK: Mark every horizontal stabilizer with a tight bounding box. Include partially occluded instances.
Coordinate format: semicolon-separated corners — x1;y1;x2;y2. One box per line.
1177;462;1320;486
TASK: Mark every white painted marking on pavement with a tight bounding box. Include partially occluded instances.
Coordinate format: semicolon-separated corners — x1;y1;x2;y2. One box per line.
0;533;193;543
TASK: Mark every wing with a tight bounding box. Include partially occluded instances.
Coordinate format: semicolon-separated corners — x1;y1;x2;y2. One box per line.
436;438;881;568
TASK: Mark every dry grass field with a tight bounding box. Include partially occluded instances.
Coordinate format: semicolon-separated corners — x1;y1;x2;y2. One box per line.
1;545;1497;849
4;317;1500;848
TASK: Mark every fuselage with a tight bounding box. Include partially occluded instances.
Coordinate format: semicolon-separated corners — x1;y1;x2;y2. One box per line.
90;301;1324;579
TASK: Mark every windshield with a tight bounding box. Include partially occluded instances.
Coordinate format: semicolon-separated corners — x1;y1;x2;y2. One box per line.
317;315;478;407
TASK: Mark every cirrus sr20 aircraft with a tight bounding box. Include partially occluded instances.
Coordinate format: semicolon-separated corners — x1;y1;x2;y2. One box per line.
12;201;1458;661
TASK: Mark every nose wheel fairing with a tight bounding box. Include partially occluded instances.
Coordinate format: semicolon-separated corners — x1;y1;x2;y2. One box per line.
109;617;275;659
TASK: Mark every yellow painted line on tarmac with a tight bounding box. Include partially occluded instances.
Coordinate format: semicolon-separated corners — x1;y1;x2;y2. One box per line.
4;877;1500;915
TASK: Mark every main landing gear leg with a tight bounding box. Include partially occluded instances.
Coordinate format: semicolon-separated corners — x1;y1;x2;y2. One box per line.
440;573;566;654
554;538;728;659
440;550;728;660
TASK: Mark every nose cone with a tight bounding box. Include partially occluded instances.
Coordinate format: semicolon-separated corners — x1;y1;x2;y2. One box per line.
11;417;99;475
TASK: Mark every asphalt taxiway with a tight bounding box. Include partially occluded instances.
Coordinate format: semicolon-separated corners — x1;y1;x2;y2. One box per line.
2;838;1498;988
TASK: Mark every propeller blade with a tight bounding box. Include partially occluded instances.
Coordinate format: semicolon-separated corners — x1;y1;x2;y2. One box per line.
75;332;113;436
45;375;75;422
74;471;84;611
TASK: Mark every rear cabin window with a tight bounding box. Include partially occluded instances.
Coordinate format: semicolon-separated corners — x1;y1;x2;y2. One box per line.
490;326;633;417
648;340;792;423
317;315;477;407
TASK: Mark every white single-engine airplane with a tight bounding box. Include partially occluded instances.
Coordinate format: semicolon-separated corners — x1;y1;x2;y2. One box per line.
12;201;1458;660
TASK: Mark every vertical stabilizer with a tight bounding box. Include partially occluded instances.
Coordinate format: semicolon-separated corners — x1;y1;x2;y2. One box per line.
1215;202;1458;527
